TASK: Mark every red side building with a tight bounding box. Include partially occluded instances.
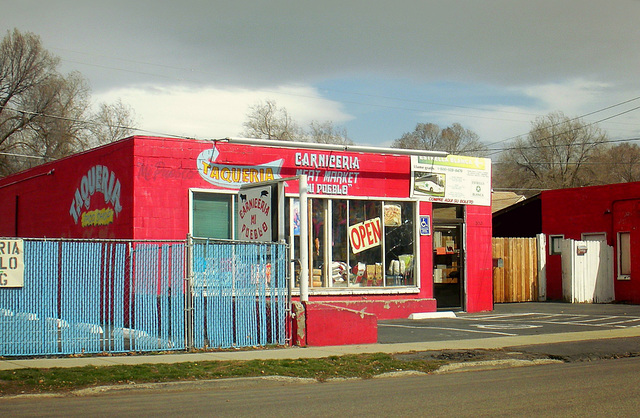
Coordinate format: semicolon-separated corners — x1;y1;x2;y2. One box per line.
0;136;493;318
494;183;640;304
543;184;640;303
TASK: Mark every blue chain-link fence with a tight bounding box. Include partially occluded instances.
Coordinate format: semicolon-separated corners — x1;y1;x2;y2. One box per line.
189;238;289;349
0;238;289;357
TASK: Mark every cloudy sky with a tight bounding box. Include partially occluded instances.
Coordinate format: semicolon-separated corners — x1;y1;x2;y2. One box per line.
3;1;640;155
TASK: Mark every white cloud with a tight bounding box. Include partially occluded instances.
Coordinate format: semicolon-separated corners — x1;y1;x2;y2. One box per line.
5;1;640;149
521;79;612;115
423;78;640;150
93;84;353;139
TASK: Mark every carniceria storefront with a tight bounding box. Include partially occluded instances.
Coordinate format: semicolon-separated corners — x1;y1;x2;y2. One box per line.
191;137;493;318
0;136;493;344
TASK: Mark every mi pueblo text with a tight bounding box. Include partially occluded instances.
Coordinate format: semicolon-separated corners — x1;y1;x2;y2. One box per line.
294;152;361;196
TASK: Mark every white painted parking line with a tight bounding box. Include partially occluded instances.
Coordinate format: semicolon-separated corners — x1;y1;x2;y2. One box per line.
601;318;640;326
472;324;542;330
378;323;518;336
523;314;556;320
544;315;589;322
461;313;538;320
576;316;623;323
459;312;640;329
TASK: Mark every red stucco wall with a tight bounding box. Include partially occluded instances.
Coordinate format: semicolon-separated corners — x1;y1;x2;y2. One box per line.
0;140;134;238
465;205;494;312
131;137;202;240
419;200;434;299
304;302;378;346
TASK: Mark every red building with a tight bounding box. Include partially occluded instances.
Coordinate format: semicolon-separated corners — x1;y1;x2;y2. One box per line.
493;183;640;304
0;136;493;319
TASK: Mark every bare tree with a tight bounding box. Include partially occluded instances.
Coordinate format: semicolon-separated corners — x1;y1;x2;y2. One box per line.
0;28;61;173
308;120;353;145
0;28;137;176
589;143;640;184
392;122;488;157
494;111;608;193
89;99;137;146
24;72;91;162
241;99;304;141
391;123;440;150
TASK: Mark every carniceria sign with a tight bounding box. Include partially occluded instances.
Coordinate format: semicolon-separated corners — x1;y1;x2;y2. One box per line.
0;239;24;288
237;185;272;242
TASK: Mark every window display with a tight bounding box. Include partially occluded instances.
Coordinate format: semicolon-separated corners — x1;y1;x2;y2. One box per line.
298;198;416;289
311;199;327;287
332;200;349;285
384;201;415;286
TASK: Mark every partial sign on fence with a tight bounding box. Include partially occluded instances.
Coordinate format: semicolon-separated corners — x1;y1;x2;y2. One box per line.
0;239;24;288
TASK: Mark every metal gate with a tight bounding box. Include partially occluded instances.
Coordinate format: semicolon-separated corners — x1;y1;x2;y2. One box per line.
0;237;289;357
188;237;289;349
561;239;614;303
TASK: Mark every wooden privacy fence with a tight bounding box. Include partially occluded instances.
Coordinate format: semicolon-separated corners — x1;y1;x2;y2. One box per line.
492;237;539;303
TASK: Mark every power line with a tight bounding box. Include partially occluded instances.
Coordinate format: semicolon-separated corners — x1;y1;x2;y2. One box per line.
9;44;640;160
62;59;183;82
55;48;539;118
484;96;640;149
493;158;640;165
488;135;640;154
483;105;640;157
48;47;640;151
3;105;195;140
0;151;44;159
493;187;548;192
61;55;543;125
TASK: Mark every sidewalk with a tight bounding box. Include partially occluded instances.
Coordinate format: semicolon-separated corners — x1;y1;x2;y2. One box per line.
2;325;640;371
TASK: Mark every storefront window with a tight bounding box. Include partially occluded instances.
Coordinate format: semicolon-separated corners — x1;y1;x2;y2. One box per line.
349;200;384;286
311;199;327;287
384;202;415;286
296;197;416;289
331;200;349;287
191;191;234;239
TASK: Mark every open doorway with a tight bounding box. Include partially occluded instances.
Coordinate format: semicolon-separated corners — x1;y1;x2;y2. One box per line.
433;204;464;309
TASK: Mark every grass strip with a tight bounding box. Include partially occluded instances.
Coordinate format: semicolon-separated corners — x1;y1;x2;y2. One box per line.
0;353;446;396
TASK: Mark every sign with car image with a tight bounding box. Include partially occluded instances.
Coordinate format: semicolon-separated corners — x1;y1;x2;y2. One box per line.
411;155;491;206
414;172;446;197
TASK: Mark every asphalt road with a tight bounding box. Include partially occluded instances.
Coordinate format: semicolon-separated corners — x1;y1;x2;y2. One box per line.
378;302;640;344
3;357;640;417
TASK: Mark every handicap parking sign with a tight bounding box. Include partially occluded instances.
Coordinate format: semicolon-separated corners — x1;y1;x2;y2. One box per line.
420;215;430;236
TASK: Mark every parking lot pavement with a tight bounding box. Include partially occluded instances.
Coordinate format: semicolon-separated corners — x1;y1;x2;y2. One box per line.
377;302;640;344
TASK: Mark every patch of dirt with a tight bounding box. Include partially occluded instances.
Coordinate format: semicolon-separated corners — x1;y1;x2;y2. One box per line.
394;349;551;363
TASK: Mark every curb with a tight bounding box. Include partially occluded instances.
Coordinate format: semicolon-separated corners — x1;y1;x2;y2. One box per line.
433;358;563;374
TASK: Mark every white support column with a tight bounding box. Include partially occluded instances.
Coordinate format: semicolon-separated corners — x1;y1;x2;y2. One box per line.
299;175;309;302
537;233;547;301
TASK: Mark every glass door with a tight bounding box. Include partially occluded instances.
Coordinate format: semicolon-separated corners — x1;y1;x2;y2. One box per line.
433;223;464;309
